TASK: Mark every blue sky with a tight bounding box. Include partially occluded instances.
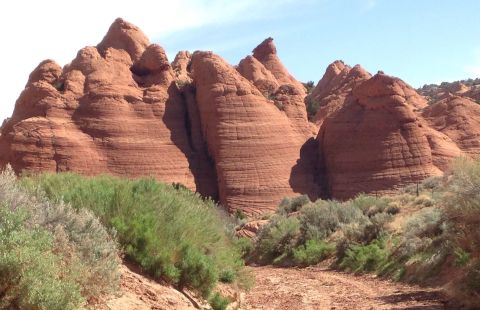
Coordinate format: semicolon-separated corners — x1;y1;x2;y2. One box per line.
0;0;479;120
157;0;480;87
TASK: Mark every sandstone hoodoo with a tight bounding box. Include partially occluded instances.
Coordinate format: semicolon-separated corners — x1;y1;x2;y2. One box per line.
238;39;315;137
0;17;476;214
422;95;480;156
0;18;216;198
318;73;441;199
308;60;371;126
191;51;316;215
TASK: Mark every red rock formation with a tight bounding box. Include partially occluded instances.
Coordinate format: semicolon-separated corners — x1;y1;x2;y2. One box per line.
172;51;192;83
252;38;306;95
238;40;314;137
319;73;441;199
191;51;317;215
236;220;269;238
237;55;279;97
0;18;216;197
1;17;472;214
309;61;371;126
422;95;480;156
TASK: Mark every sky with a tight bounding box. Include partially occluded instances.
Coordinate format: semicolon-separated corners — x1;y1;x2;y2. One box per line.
1;0;479;121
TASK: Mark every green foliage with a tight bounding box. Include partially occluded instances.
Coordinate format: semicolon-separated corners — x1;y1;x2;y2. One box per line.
305;96;320;120
219;269;236;283
455;248;471;267
339;238;390;274
209;292;230;310
278;195;310;215
299;200;366;241
176;244;217;298
293;239;335;266
402;207;444;239
0;167;119;309
234;237;254;258
302;81;315;94
22;172;244;297
0;208;83;310
256;215;300;261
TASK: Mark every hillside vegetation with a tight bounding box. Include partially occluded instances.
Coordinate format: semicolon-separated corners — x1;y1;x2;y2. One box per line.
0;170;246;309
21;173;247;303
0;167;120;309
249;157;480;307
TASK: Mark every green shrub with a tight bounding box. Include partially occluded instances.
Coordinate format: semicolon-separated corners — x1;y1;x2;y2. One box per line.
21;173;244;297
299;200;365;241
0;208;83;310
0;167;119;308
305;96;320;120
402;207;444;239
454;248;471;266
256;215;300;260
350;194;389;216
219;269;236;283
209;292;230;310
278;195;310;215
293;239;335;266
176;244;217;298
339;239;389;274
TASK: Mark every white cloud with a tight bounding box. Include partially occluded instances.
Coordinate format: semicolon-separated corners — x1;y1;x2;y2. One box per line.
0;0;295;121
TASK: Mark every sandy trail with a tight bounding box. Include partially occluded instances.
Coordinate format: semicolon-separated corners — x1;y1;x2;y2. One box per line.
242;266;447;310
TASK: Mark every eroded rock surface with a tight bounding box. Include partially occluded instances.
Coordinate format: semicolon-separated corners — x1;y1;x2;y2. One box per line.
422;95;480;156
319;73;441;199
192;51;316;215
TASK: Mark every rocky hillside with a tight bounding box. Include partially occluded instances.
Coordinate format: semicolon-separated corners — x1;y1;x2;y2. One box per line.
1;18;479;215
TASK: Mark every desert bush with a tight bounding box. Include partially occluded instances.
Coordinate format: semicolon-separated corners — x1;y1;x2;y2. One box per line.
292;239;335;266
349;194;389;216
176;244;217;298
299;200;365;241
209;292;230;310
339;238;389;274
278;195;310;215
385;202;401;215
413;194;434;207
0;167;119;309
305;96;320;120
219;269;236;283
0;208;83;310
402;207;444;239
22;172;244;297
454;248;471;266
256;215;300;261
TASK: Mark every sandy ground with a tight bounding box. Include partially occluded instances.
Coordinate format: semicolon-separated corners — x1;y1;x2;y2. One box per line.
242;266;447;310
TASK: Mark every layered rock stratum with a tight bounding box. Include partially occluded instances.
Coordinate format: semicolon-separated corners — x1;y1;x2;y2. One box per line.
1;18;478;215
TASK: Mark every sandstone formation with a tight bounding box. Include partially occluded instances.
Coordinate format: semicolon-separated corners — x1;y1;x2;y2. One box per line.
422;95;480;156
0;18;217;198
418;80;480;104
252;38;306;95
1;17;476;214
191;51;317;215
238;39;315;137
309;60;371;126
172;51;192;84
318;73;441;199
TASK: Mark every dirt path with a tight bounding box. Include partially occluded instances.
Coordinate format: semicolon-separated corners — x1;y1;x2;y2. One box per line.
242;266;447;310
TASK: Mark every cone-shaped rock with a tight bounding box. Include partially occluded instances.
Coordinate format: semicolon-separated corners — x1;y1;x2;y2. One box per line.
191;51;317;215
310;60;371;126
319;73;441;199
0;19;216;197
422;95;480;156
